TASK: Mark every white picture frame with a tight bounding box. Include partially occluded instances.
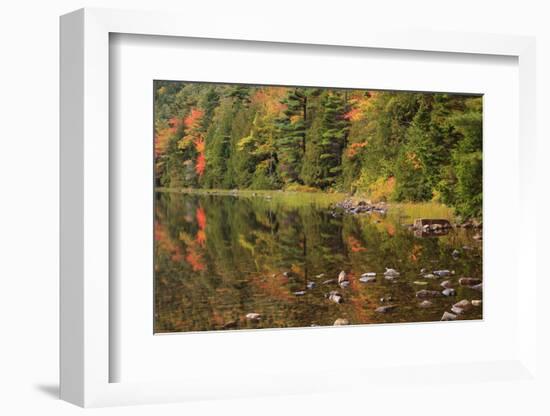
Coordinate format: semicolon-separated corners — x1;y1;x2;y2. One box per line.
60;7;538;407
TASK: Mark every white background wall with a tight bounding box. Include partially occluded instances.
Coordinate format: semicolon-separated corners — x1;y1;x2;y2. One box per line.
0;1;548;415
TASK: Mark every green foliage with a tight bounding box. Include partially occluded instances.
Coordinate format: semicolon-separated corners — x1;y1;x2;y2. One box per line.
275;88;308;184
317;92;350;189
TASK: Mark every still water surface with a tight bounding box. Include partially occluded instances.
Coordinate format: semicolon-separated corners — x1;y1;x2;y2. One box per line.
154;190;482;333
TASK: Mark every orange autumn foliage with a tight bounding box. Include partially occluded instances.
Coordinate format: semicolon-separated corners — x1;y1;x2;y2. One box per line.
347;236;367;252
184;108;204;130
250;87;287;114
195;206;207;247
185;248;205;271
346;141;368;158
196;207;207;230
409;244;423;262
155;117;182;157
180;108;207;176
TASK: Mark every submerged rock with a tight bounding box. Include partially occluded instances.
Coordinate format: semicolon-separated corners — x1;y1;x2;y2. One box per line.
246;313;261;321
293;290;306;296
423;273;437;279
359;276;376;283
315;273;325;279
334;318;350;326
375;305;397;313
413;281;429;286
416;290;442;299
442;288;456;297
441;311;457;321
306;281;316;290
420;268;427;274
322;279;336;285
418;300;433;308
452;249;460;257
362;272;377;278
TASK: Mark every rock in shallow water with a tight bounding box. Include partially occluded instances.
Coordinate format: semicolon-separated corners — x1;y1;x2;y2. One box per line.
451;306;465;315
334;318;349;326
418;300;433;308
306;281;316;289
459;277;482;286
338;270;348;284
384;268;400;278
246;313;261;321
222;320;238;329
441;311;457;321
453;299;471;310
471;283;483;292
434;270;453;277
293;290;306;296
327;291;343;304
472;299;482;307
322;279;336;285
375;305;397;313
442;288;457;297
362;272;377;278
359;276;376;283
440;280;454;289
413;281;428;286
416;290;442;299
339;281;350;288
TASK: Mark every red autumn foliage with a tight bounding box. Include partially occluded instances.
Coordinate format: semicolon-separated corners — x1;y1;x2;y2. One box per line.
195;152;206;176
196;207;207;230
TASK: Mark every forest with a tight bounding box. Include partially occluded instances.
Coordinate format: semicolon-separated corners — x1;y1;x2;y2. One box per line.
154;81;482;219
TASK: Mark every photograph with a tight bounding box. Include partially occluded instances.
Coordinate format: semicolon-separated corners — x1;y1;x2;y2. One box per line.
153;81;483;333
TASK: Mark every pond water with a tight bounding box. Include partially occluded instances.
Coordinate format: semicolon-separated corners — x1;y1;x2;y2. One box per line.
154;190;483;333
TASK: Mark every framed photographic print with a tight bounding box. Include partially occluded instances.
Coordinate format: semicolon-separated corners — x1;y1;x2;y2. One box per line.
152;80;483;334
60;7;538;408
